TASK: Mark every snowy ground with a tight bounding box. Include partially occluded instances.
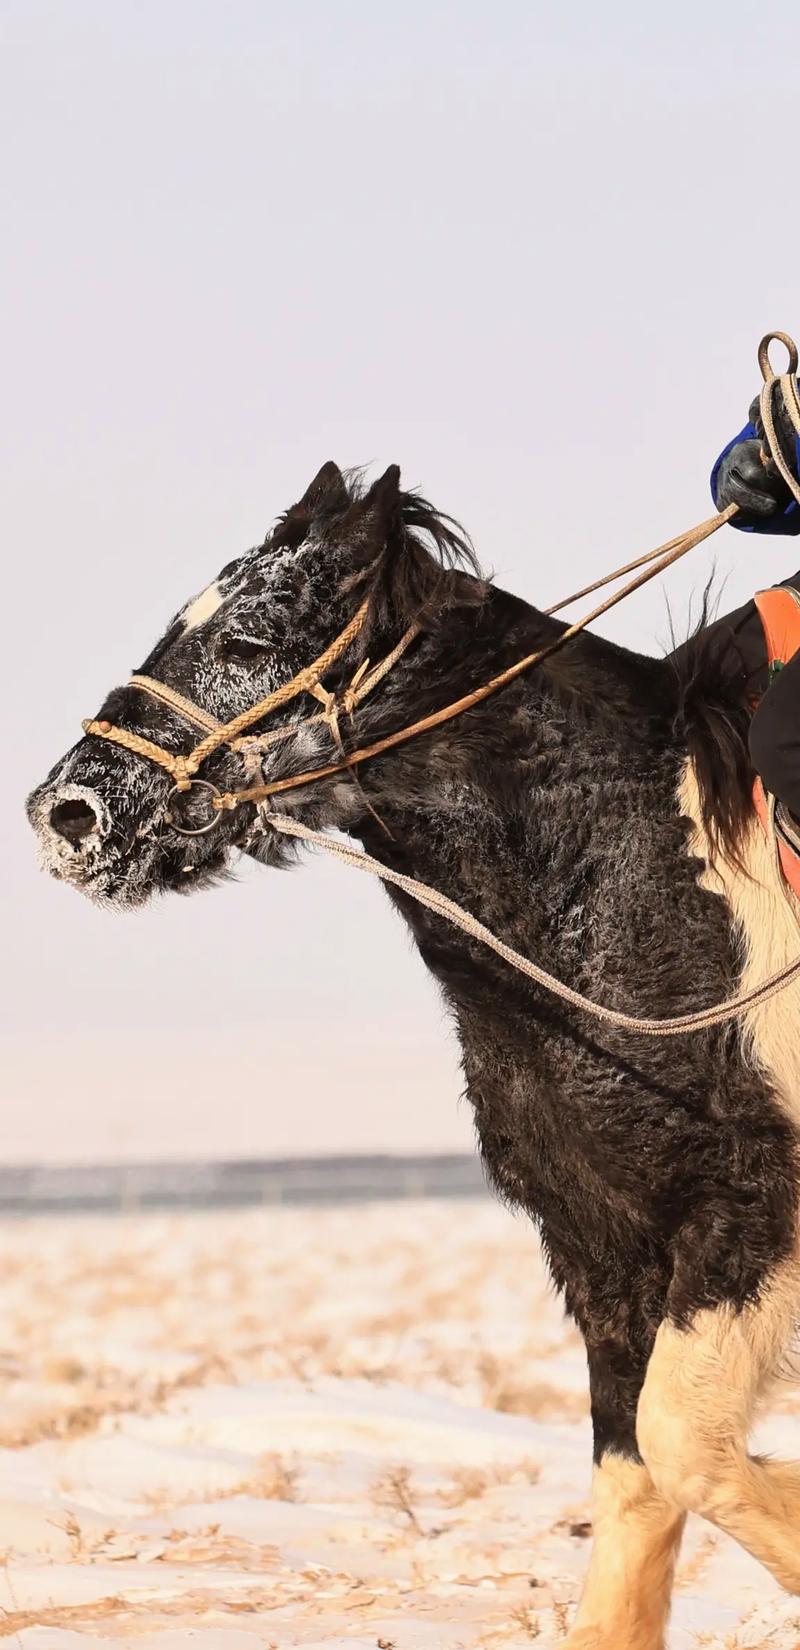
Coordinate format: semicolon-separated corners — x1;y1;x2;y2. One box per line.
0;1198;798;1648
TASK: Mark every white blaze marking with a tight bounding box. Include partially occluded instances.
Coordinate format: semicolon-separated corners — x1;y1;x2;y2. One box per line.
182;581;224;632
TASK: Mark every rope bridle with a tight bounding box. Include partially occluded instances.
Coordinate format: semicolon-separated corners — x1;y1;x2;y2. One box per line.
80;331;800;1035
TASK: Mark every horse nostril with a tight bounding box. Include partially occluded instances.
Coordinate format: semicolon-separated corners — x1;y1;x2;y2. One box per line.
50;798;99;847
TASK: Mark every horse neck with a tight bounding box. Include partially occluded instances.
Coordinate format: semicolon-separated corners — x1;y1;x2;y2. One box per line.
351;583;677;899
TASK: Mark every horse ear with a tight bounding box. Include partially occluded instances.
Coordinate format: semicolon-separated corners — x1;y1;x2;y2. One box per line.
297;461;348;511
350;465;402;544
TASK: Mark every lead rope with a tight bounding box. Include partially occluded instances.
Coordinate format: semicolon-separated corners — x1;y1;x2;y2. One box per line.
264;812;800;1038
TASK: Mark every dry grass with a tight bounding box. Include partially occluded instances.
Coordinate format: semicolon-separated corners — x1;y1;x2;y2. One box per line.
0;1595;130;1639
437;1460;542;1507
164;1452;301;1507
0;1353;235;1450
481;1603;545;1647
509;1604;542;1639
0;1587;287;1640
0;1399;119;1448
371;1465;425;1535
4;1204;798;1647
61;1510;92;1559
551;1600;571;1638
43;1355;87;1384
245;1453;300;1502
478;1353;588;1420
438;1467;492;1507
161;1530;280;1570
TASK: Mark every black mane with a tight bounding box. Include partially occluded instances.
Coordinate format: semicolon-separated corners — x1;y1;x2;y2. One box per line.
667;593;755;869
362;485;487;633
271;467;487;635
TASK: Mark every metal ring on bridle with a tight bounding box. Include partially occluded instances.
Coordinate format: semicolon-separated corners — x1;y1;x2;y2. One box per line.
164;780;223;835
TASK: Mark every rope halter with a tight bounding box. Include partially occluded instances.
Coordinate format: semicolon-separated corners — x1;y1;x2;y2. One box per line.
81;598;420;833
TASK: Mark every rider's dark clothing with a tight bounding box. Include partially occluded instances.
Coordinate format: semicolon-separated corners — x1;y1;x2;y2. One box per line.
749;646;800;816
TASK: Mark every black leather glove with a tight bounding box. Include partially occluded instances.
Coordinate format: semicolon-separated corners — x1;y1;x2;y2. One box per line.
716;438;790;517
716;386;798;519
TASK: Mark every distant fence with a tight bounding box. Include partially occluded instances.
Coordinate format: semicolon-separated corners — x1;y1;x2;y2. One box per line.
0;1154;489;1215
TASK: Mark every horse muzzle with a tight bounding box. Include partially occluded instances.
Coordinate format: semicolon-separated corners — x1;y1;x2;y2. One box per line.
26;777;112;880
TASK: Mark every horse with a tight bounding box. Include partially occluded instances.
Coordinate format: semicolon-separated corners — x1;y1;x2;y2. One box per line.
26;460;800;1649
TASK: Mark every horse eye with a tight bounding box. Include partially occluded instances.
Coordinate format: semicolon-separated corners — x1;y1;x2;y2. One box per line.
219;635;267;662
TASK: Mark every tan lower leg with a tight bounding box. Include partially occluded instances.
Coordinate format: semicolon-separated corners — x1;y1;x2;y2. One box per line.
564;1455;685;1650
705;1452;800;1593
638;1283;800;1594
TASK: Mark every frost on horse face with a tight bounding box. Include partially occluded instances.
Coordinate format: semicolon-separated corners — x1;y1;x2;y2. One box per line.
27;456;800;1645
26;462;411;906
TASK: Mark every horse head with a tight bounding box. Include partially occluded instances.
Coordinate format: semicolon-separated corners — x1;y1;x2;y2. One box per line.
26;462;482;908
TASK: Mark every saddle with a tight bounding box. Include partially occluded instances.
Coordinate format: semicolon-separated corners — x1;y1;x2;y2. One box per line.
752;584;800;897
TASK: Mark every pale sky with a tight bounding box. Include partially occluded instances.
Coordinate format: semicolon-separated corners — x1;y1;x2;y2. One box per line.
3;0;800;1162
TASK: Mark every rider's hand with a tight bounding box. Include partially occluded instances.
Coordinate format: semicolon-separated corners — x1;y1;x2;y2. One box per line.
715;437;790;518
716;386;798;520
750;387;799;474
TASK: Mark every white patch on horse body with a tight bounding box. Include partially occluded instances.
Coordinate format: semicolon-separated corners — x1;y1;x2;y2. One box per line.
182;582;224;632
678;760;800;1127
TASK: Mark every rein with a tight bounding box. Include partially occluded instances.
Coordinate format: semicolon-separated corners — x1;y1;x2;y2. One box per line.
82;504;739;822
214;503;739;808
83;332;800;818
80;331;800;1035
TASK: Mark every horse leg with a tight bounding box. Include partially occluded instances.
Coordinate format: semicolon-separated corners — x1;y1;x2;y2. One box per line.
637;1252;800;1592
564;1342;685;1650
